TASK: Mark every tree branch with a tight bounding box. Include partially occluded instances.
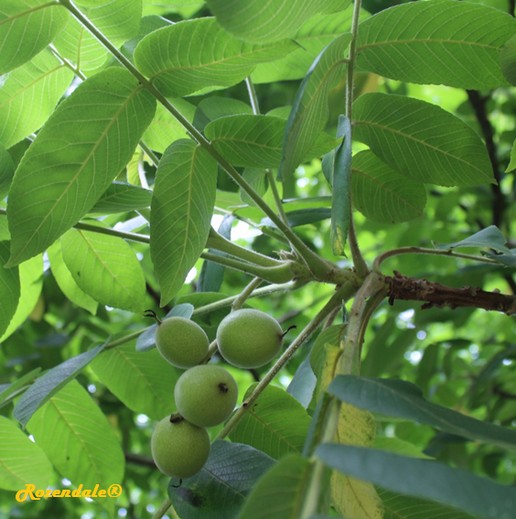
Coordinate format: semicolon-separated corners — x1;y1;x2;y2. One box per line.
386;272;516;315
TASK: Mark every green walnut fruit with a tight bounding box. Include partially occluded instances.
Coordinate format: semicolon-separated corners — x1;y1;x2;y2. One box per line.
151;415;210;479
155;316;209;369
216;309;283;369
174;364;238;427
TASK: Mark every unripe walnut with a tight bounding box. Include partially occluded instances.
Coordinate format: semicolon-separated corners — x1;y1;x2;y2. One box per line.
155;316;209;369
216;309;283;369
174;365;238;427
151;415;210;479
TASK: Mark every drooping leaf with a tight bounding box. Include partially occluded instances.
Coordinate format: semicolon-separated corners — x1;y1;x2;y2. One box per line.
205;0;347;43
356;0;516;89
0;416;53;491
27;380;125;490
507;139;516;172
171;441;275;519
0;254;42;342
150;139;217;306
330;116;352;255
0;0;67;74
47;241;98;315
352;93;493;187
229;385;311;460
237;454;315;519
351;150;427;223
90;343;181;419
328;376;516;451
13;345;105;427
53;0;142;72
134;17;297;97
61;227;146;312
316;445;516;519
0;49;73;149
0;241;20;338
280;33;351;195
6;67;156;266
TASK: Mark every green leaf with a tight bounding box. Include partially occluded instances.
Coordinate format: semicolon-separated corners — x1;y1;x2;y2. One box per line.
150;139;217;306
0;1;67;74
229;385;311;460
352;150;427;223
331;116;351;255
379;489;479;519
89;182;152;214
142;97;196;153
47;241;98;315
0;241;20;338
171;441;275;518
61;227;146;312
252;6;358;83
134;17;297;97
90;343;181;420
316;445;516;519
0;146;15;199
439;225;511;253
205;0;347;43
352;93;493;187
0;49;73;148
27;380;125;489
328;376;516;451
194;97;253;131
507;139;516;172
205;115;286;168
237;454;314;519
6;67;156;266
501;34;516;85
0;416;53;491
280;33;351;195
53;0;142;72
356;0;516;89
0;254;42;342
13;345;105;427
0;368;41;409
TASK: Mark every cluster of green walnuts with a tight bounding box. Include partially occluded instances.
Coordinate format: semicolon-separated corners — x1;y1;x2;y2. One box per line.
150;308;284;479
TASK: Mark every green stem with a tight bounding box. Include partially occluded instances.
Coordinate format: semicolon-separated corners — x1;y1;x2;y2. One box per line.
207;227;283;267
152;497;175;519
201;252;294;284
344;0;368;278
231;277;263;310
216;281;358;440
373;246;500;271
59;0;333;280
245;77;261;114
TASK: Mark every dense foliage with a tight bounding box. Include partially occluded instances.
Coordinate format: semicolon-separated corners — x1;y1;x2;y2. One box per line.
0;1;515;518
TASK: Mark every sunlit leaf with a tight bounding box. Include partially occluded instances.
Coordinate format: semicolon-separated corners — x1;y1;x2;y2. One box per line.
150;139;217;306
0;50;73;149
357;0;516;88
27;380;124;489
134;17;297;97
6;67;156;266
353;93;493;187
0;0;67;74
206;0;347;43
0;416;53;491
0;241;20;338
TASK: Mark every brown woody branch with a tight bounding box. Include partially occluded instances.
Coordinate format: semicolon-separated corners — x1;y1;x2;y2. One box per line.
385;272;516;315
